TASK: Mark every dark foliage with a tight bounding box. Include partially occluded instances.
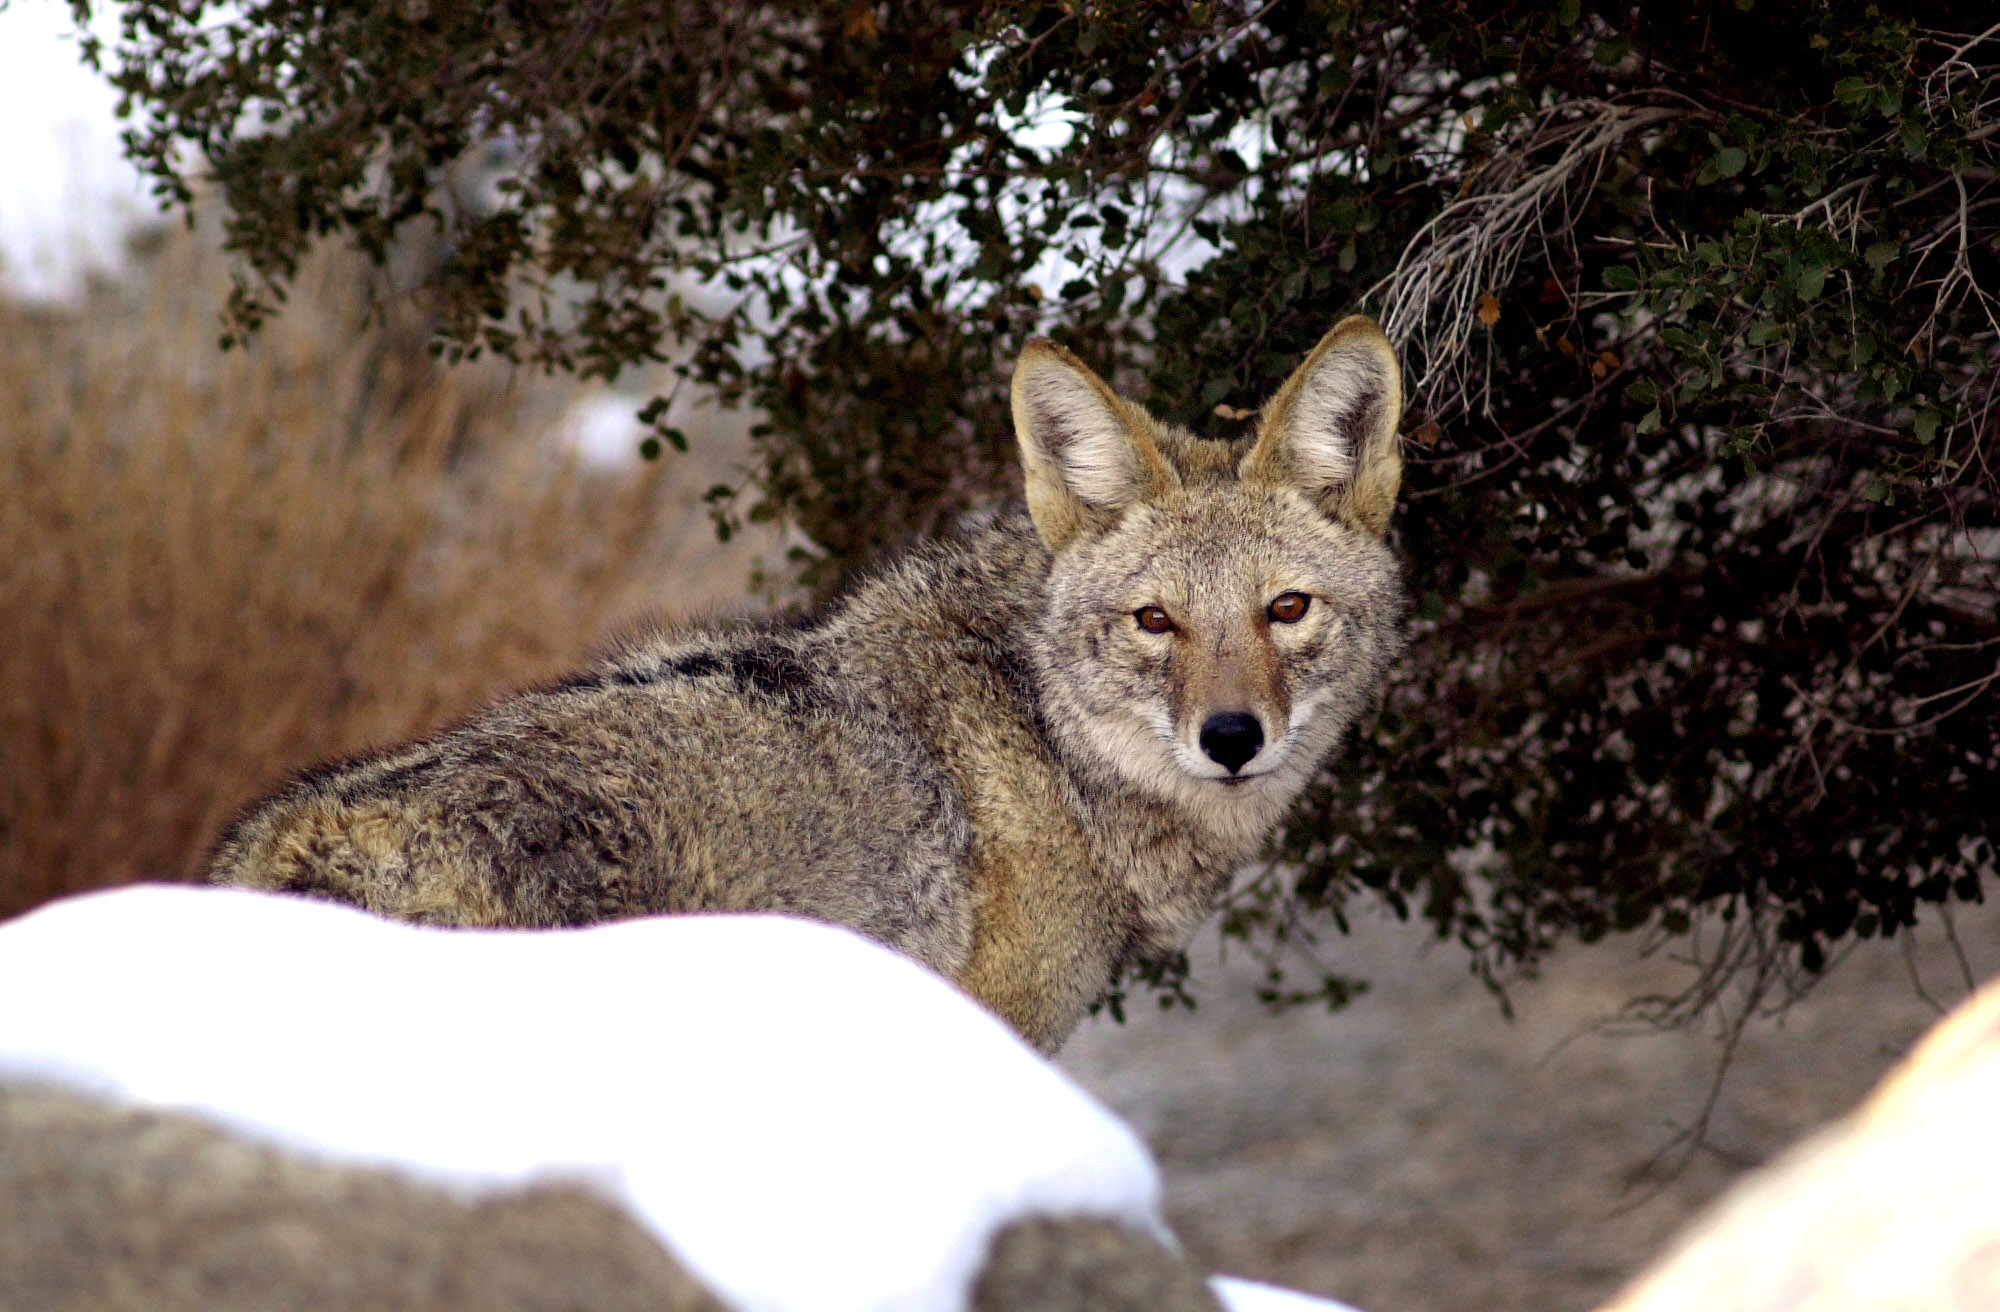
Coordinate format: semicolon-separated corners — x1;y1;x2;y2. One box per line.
75;0;1998;1010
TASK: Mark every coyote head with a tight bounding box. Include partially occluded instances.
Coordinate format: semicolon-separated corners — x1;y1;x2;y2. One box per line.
1013;317;1407;832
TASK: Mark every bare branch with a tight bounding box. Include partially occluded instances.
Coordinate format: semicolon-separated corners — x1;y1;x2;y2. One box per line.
1365;100;1680;419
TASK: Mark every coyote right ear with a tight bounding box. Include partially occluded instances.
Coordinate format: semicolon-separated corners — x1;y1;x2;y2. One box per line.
1011;339;1177;553
1241;316;1404;537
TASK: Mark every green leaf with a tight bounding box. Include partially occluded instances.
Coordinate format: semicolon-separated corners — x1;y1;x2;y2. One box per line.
1913;408;1940;443
1602;265;1640;291
1636;406;1663;434
1900;119;1928;157
1796;262;1826;302
1746;320;1784;346
1714;147;1747;178
639;436;663;461
1833;76;1871;108
1625;379;1659;405
1863;241;1899;272
1558;0;1581;26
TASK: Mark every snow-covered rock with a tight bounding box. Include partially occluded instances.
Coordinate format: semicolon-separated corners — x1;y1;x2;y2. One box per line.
0;886;1163;1312
1;1078;730;1312
1595;969;2000;1312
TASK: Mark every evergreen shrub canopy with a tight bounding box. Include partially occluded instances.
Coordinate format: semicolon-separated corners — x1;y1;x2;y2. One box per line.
76;0;1999;1013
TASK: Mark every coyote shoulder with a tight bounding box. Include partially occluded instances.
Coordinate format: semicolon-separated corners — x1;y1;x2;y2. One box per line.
212;316;1409;1051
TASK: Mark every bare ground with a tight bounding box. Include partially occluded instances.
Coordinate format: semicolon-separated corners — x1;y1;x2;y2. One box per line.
1062;898;2000;1312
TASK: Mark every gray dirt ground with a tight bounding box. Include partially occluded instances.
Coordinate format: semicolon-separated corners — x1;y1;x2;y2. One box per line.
1062;897;2000;1312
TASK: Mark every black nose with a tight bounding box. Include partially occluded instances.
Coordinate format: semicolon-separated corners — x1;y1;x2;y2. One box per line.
1199;712;1264;773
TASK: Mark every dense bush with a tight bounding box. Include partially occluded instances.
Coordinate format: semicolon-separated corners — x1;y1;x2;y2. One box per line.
74;0;1998;1008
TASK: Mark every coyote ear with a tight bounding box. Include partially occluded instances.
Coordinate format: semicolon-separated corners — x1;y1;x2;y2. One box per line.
1240;315;1404;537
1011;338;1176;552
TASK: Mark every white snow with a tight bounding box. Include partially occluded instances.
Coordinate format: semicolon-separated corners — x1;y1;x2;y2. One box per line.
556;390;654;469
1212;1275;1368;1312
0;885;1164;1312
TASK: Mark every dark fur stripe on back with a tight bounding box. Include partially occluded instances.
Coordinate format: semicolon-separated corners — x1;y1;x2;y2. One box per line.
545;642;823;709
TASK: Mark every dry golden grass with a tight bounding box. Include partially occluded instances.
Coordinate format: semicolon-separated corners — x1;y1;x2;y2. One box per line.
0;230;772;920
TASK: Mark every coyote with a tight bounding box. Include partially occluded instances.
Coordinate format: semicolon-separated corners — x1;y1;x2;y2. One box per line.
212;316;1408;1051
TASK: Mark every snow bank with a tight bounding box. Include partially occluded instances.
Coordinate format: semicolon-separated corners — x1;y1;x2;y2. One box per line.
1212;1275;1367;1312
0;886;1161;1312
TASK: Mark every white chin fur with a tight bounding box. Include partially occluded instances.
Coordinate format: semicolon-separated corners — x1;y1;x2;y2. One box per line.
1169;743;1286;785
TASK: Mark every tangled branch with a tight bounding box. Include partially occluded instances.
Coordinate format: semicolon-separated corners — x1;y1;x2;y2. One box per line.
1366;100;1680;419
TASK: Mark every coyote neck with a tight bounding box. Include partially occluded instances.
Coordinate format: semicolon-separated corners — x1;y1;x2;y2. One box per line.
831;517;1262;1048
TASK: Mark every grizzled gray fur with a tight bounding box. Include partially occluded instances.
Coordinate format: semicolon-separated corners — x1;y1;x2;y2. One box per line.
212;316;1408;1051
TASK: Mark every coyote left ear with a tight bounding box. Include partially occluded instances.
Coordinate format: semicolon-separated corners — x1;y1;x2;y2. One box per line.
1012;338;1177;552
1240;315;1404;537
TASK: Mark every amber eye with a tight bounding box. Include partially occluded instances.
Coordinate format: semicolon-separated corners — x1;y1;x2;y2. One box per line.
1135;605;1175;634
1268;592;1311;624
